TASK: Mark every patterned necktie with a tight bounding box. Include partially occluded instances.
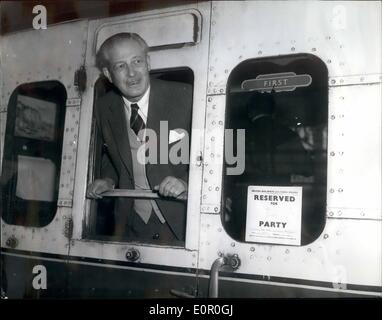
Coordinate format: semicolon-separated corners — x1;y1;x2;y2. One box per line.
130;103;145;137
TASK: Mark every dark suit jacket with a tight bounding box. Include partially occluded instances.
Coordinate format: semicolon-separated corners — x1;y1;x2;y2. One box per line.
95;78;193;241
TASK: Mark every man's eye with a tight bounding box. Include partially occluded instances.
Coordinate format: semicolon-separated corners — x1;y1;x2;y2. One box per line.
134;59;143;65
114;63;126;70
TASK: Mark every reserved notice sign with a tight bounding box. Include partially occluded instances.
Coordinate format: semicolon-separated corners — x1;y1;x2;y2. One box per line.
245;186;302;245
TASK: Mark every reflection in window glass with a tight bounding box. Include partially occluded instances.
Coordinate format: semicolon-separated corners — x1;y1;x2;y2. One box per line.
223;54;328;245
0;82;66;227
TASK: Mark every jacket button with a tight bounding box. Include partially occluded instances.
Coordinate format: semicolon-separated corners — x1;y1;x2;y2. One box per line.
153;233;160;240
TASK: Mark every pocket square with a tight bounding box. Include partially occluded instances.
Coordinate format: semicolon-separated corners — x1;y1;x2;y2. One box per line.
169;129;185;144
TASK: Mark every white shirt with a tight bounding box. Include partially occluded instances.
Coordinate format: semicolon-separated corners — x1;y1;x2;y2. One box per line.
122;86;150;124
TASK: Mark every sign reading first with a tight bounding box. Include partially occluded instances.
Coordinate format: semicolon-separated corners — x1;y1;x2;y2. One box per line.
241;72;312;93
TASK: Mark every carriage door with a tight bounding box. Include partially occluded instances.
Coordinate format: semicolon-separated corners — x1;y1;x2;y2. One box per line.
67;2;211;297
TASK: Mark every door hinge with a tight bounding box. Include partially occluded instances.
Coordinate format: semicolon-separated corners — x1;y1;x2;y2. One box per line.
74;66;87;94
64;218;73;239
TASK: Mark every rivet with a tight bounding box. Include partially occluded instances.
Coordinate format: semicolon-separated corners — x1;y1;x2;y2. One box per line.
291;47;295;51
208;97;212;102
208;186;212;191
285;249;289;254
330;152;335;156
331;79;336;84
360;212;365;216
267;256;271;261
324;234;329;239
250;247;255;252
327;59;331;64
209;170;213;174
307;248;312;253
225;69;229;74
231;242;235;247
212;121;216;125
239;55;242;59
218;228;222;232
219;121;223;125
330;189;334;193
258;51;262;55
336;230;341;236
329;211;334;216
214;207;219;212
331;115;335;120
218;251;223;257
211;137;215;141
312;48;317;52
215;187;219;191
204;179;208;183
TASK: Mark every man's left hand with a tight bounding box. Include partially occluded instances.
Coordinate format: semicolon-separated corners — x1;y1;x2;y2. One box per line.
154;176;187;198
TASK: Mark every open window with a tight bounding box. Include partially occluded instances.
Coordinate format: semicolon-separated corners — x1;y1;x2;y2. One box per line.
0;82;67;227
86;68;194;245
223;54;328;246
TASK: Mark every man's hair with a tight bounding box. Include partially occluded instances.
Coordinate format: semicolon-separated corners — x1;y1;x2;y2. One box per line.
96;32;149;70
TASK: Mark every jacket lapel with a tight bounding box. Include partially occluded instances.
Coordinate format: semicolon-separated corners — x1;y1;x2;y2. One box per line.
146;79;167;134
106;92;133;179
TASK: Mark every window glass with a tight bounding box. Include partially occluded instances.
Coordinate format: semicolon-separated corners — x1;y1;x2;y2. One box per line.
223;54;328;246
87;68;194;245
1;82;67;227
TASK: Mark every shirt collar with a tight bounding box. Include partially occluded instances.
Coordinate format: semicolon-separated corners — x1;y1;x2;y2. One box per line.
122;86;150;119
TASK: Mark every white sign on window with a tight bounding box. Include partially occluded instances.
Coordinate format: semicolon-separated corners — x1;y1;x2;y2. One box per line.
245;186;302;245
16;155;56;202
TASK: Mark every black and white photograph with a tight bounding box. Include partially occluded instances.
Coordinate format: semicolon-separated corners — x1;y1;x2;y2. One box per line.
0;0;381;311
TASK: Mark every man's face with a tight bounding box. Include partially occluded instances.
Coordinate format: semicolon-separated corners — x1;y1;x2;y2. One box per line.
103;39;150;102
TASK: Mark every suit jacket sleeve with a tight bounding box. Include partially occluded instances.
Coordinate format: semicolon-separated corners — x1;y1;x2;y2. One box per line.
95;94;119;186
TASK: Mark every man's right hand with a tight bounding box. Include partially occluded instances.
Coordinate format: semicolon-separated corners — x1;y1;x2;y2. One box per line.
86;178;115;199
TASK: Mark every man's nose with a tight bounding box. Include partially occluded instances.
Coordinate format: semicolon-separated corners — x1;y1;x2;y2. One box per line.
126;64;136;77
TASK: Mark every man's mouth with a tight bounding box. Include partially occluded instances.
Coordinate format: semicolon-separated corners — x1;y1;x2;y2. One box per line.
127;79;140;87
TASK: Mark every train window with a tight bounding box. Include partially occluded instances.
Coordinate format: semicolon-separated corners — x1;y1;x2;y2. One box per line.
0;82;67;227
223;54;328;246
87;68;194;245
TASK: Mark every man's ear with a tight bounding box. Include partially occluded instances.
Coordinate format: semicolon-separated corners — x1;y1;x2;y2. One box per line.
146;55;151;71
102;67;112;83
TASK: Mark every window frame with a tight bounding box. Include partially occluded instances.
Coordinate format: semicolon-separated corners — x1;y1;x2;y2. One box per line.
222;53;329;246
0;81;67;228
